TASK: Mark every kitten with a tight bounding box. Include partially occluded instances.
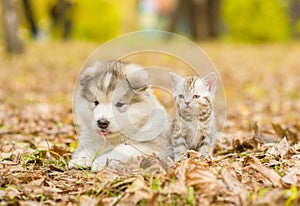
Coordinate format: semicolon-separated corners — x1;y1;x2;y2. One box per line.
169;72;217;161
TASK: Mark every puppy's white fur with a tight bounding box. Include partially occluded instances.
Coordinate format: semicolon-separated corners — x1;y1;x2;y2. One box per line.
69;61;171;171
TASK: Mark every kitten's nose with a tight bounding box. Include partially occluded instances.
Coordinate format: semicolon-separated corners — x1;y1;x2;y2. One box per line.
97;119;109;129
185;101;190;105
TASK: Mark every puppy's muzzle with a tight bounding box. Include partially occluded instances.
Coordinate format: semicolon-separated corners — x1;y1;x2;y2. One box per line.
97;119;109;129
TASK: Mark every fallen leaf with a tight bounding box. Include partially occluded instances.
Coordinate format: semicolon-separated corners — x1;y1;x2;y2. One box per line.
186;166;217;191
6;185;20;199
272;123;286;139
0;190;6;198
163;180;187;196
232;136;259;152
79;195;98;206
250;163;282;187
122;189;152;204
28;177;45;186
277;137;290;158
266;137;290;159
125;176;146;193
221;167;250;206
253;188;284;205
282;167;300;185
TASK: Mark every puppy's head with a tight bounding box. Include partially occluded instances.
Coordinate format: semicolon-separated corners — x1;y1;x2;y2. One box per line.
79;60;153;138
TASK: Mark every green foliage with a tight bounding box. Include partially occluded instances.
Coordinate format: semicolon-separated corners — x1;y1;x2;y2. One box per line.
284;185;298;206
72;0;120;41
188;186;195;206
297;21;300;34
27;0;121;41
222;0;291;41
151;177;161;192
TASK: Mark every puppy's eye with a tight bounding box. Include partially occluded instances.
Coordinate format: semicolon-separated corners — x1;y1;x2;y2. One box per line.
178;94;184;99
94;100;99;106
115;102;125;108
193;95;200;99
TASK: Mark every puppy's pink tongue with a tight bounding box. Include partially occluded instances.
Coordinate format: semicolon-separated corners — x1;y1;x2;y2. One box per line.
100;130;110;136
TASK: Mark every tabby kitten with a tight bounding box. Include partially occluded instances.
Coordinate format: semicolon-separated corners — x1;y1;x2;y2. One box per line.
169;72;217;161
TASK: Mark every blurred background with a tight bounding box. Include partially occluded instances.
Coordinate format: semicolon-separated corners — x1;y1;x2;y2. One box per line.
1;0;300;53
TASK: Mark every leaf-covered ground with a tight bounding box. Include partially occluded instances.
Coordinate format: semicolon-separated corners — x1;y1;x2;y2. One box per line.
0;42;300;205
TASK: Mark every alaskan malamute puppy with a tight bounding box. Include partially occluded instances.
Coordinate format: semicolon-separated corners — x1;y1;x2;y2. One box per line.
69;60;171;171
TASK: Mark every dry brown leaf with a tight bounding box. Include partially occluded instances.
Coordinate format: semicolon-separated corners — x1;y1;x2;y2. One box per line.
125;176;146;193
250;163;282;187
232;136;259;152
272;123;286;139
41;186;63;193
272;124;299;143
252;188;284;206
79;195;99;206
18;201;42;206
267;137;290;159
221;167;250;206
5;185;20;199
163;180;187;196
27;177;45;186
282;167;300;185
121;189;152;205
267;146;280;157
277;137;290;158
0;190;5;198
174;160;188;181
186;166;217;191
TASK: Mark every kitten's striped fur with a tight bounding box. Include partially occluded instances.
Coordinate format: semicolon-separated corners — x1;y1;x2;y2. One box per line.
170;72;217;161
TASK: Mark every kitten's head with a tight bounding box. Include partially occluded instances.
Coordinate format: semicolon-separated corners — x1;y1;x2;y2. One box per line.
169;72;217;112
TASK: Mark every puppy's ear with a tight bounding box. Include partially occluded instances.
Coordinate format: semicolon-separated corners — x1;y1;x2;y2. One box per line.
80;63;100;87
79;72;94;101
80;74;93;87
126;69;151;91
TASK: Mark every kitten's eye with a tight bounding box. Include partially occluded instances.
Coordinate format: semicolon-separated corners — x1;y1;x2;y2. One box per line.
94;100;99;106
178;94;184;99
115;102;126;108
193;95;200;99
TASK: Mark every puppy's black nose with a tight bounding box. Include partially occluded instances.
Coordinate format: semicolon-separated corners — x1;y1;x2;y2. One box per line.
97;119;109;129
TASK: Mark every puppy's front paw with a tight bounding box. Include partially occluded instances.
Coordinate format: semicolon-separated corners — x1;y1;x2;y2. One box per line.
68;157;92;169
91;155;110;172
91;161;106;172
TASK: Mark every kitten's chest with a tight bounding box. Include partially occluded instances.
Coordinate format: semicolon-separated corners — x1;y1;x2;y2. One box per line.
182;120;210;148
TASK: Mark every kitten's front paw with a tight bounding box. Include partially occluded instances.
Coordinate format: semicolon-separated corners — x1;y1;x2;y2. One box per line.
198;145;213;159
174;153;184;162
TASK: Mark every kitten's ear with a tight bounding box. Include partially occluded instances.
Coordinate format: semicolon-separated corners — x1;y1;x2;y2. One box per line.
169;72;184;90
202;72;217;94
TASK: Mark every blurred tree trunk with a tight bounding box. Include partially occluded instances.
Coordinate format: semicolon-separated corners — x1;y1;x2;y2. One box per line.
289;0;300;38
169;0;199;38
50;0;73;39
194;0;209;39
22;0;39;38
207;0;221;38
1;0;24;54
168;0;221;40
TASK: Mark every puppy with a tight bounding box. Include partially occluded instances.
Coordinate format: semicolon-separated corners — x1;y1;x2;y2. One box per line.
69;60;171;171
